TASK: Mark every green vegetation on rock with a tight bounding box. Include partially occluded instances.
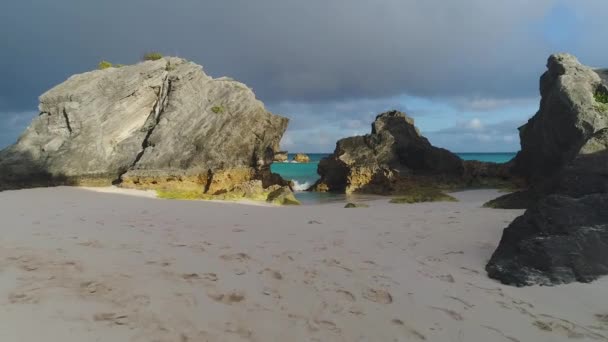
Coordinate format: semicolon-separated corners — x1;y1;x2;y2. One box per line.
211;106;224;114
98;61;113;70
267;187;301;205
390;186;457;204
156;183;301;206
157;189;207;200
595;90;608;104
594;90;608;112
143;52;163;61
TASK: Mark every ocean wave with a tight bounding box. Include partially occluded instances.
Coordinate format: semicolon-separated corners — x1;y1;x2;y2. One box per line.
292;180;311;191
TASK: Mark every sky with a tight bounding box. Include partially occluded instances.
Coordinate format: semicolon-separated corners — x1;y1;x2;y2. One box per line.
1;0;606;153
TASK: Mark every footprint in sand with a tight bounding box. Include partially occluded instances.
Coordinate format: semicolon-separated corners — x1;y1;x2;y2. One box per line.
220;253;251;262
93;312;129;326
481;325;520;342
313;320;341;333
12;256;43;272
533;316;606;340
79;281;113;295
8;290;40;304
233;268;246;275
306;318;341;334
207;290;246;305
335;289;356;302
392;319;427;340
272;251;297;262
174;292;199;307
77;240;103;248
362;288;393;304
224;321;253;339
459;267;480;275
437;274;456;283
445;296;474;310
323;258;353;272
259;268;283;280
203;273;219;281
182;273;201;281
430;306;463;321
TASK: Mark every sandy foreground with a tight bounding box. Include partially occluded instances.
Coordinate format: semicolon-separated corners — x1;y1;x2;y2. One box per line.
0;187;607;342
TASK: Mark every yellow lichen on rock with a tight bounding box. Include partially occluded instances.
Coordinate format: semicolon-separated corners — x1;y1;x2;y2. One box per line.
310;182;329;192
293;153;310;163
206;167;255;194
345;167;376;194
121;169;299;205
156;179;300;205
120;172;209;195
267;186;301;205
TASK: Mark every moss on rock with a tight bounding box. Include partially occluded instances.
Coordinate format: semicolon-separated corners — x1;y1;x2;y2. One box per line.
390;186;457;204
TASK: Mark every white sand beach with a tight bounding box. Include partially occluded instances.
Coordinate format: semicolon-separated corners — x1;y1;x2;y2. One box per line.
0;187;607;341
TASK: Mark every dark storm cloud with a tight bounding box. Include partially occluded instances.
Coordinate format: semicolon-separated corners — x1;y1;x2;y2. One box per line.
2;0;556;112
1;0;607;150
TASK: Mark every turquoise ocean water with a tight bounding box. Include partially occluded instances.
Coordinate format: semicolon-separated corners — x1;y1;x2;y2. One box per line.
271;152;517;204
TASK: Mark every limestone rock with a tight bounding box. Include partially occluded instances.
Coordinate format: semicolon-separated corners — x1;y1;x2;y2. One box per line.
274;151;289;162
551;128;608;197
487;54;608;286
0;57;292;201
267;186;301;205
512;53;608;185
293;153;310;163
312;110;509;195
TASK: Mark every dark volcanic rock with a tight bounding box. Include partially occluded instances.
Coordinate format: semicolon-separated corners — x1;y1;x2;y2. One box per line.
487;54;608;286
0;57;292;201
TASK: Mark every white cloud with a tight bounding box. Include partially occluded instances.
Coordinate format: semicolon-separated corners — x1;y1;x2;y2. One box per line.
466;118;484;131
426;118;526;152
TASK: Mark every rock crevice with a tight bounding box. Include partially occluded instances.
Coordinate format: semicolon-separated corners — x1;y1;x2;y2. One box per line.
126;75;172;174
62;108;73;134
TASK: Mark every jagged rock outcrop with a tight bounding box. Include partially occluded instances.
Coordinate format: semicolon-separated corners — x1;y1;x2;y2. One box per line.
0;57;295;203
512;53;608;186
487;54;608;286
293;153;310;163
274;151;289;162
311;110;511;195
